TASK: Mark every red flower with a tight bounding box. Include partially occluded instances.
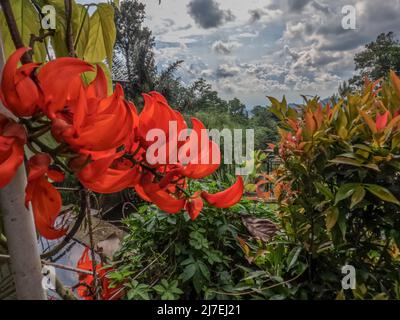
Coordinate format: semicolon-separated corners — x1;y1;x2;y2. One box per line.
37;57;93;117
201;176;244;208
25;153;66;240
76;248;123;300
135;172;186;214
138;91;187;154
0;47;41;117
180;117;220;178
77;152;140;194
0;114;26;188
50;69;137;155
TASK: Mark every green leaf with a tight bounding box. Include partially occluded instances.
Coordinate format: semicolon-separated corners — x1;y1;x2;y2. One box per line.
364;184;400;205
127;281;150;300
373;293;388;300
197;260;210;281
362;163;380;171
350;186;366;209
153;284;165;294
0;0;46;61
84;3;116;67
181;263;196;282
325;207;339;231
314;182;334;200
334;183;359;205
72;3;90;58
329;157;362;167
286;246;302;271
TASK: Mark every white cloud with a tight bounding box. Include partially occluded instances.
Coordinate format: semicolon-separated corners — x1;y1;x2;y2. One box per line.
137;0;400;104
211;40;241;54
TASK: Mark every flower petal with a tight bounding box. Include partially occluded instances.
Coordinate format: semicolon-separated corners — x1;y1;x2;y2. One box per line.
201;176;244;208
185;197;203;220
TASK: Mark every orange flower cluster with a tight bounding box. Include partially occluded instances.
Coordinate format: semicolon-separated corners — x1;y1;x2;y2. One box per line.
0;48;244;239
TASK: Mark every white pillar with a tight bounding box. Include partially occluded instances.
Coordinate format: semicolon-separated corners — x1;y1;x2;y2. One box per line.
0;32;46;300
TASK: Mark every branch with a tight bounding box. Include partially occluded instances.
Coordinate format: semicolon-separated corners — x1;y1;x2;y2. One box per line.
29;31;55;49
85;190;101;300
0;253;92;276
55;276;77;300
0;0;32;63
64;0;75;57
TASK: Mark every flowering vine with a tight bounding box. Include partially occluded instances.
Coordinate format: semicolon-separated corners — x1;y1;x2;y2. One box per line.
0;47;244;241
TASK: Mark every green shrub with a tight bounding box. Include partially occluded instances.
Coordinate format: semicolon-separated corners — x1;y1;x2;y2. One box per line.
267;73;400;299
108;178;297;300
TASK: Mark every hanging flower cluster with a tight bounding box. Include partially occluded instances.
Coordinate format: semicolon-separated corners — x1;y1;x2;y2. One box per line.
0;48;244;239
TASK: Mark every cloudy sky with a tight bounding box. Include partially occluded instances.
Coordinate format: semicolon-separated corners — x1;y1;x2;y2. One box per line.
82;0;400;106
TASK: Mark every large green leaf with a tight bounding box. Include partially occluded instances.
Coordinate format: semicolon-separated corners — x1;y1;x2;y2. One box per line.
0;0;46;61
334;183;359;205
314;182;334;200
364;184;400;205
325;207;339;231
72;3;89;58
329;157;362;167
286;246;302;270
350;186;366;209
35;0;90;58
84;3;116;67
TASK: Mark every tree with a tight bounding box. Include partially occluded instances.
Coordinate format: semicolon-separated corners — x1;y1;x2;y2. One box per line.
228;98;248;122
114;0;156;102
349;32;400;88
153;59;184;106
250;105;278;149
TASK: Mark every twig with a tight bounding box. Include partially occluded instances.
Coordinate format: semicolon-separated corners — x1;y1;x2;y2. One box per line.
108;238;177;300
29;31;54;49
56;187;81;192
210;271;305;296
64;0;75;57
132;241;174;282
43;259;92;275
28;124;51;139
85;190;101;299
55;275;77;300
0;254;92;275
0;0;32;63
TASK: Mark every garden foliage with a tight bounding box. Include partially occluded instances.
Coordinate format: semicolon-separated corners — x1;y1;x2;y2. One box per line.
266;73;400;299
